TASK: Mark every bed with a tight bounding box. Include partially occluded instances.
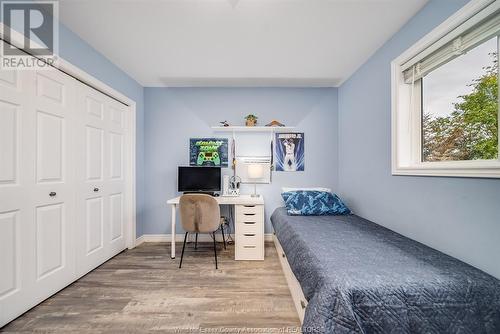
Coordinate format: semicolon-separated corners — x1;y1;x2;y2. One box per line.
271;207;500;333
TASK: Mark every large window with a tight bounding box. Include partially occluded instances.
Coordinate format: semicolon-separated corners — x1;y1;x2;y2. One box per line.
392;0;500;178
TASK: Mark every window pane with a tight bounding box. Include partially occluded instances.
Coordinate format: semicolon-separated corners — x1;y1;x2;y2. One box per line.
422;37;498;162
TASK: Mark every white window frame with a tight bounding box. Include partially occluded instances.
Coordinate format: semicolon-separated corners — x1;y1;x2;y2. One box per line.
391;0;500;178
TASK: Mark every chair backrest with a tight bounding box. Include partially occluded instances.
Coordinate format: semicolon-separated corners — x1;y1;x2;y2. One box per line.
179;194;220;233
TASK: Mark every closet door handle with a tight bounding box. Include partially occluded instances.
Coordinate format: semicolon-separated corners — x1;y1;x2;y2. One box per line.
93;188;99;192
49;192;56;197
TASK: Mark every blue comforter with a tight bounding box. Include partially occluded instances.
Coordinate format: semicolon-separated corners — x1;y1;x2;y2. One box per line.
271;207;500;333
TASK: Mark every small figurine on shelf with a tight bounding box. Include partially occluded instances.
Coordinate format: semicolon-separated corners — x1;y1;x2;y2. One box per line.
220;120;230;127
265;120;285;127
245;114;258;126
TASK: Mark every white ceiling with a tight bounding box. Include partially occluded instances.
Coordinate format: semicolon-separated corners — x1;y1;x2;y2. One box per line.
59;0;428;87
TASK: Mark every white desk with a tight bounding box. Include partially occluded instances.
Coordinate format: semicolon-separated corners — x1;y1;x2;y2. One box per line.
167;195;265;260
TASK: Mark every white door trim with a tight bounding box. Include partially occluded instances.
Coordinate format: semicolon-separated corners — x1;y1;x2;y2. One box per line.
0;23;137;249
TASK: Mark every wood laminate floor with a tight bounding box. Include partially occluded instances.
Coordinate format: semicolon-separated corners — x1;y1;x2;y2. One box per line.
2;242;300;333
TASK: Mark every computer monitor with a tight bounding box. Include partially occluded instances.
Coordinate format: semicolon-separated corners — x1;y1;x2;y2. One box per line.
178;166;221;193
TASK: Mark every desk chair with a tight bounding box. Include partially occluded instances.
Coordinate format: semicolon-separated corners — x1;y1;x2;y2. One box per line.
179;194;221;269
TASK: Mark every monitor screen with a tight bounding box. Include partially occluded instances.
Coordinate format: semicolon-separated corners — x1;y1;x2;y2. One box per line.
178;166;221;192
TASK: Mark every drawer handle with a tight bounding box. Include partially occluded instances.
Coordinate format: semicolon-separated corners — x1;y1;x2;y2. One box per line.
93;187;99;192
243;233;255;237
244;213;256;216
244;222;256;225
49;191;56;197
243;245;256;249
282;252;285;258
300;300;306;309
244;205;255;208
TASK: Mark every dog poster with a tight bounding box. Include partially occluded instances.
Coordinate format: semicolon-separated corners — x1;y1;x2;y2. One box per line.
275;133;304;171
189;138;228;167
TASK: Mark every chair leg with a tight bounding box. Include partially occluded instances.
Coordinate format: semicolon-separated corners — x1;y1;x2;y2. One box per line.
213;232;218;269
221;224;226;250
195;233;198;250
179;232;188;269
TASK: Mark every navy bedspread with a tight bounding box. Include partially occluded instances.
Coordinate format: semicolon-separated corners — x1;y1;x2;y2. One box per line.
271;207;500;333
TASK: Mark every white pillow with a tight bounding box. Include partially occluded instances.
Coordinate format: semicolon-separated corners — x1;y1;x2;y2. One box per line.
281;187;332;193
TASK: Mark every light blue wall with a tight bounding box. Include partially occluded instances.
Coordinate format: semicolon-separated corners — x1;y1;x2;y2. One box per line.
2;13;145;236
143;88;338;234
338;0;500;279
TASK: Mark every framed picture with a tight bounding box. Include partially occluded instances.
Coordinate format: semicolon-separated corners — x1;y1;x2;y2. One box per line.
189;138;229;167
275;133;304;171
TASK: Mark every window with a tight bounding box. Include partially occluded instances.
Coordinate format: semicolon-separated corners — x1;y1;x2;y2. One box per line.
392;0;500;178
422;37;498;162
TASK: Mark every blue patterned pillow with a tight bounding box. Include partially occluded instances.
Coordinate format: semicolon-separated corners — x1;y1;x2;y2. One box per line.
281;190;351;216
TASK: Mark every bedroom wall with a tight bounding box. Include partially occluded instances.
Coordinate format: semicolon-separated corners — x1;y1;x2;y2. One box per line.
338;0;500;279
143;87;338;234
1;15;146;236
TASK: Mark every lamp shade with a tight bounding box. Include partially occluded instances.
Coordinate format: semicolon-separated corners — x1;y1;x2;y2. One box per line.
247;164;264;179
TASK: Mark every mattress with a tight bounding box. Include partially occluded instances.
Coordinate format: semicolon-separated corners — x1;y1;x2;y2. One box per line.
271;207;500;333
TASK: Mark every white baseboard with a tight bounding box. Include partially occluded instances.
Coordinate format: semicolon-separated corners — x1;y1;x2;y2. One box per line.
136;233;274;246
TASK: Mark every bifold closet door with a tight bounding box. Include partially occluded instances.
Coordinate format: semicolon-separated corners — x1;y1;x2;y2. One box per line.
75;85;128;277
0;53;77;325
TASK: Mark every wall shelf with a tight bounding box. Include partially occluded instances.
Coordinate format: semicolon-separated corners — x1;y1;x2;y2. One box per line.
211;126;295;132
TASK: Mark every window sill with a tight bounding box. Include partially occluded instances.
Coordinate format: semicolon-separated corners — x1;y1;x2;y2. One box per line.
392;161;500;178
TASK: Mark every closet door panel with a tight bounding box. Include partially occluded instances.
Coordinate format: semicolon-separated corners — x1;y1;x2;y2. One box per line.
109;131;123;180
86;95;104;120
109;193;123;241
86;197;104;254
28;69;76;302
107;100;127;253
36;72;65;106
35;203;65;279
0;61;33;327
0;68;17;89
0;101;19;185
0;67;78;327
76;88;129;274
76;87;110;275
36;111;64;183
0;210;20;298
0;61;77;326
86;126;104;181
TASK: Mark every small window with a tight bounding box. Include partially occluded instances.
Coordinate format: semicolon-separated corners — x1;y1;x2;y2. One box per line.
422;37;498;162
392;2;500;178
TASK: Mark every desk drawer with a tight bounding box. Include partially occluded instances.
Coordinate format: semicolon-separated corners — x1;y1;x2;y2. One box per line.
235;233;264;260
236;204;263;216
237;220;260;234
236;232;259;244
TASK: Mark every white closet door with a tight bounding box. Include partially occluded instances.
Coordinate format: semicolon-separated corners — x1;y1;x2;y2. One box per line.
75;86;127;276
28;69;77;299
0;54;30;327
0;49;77;326
107;98;127;256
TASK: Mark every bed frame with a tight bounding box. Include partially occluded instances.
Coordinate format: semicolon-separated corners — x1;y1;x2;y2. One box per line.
273;234;308;324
